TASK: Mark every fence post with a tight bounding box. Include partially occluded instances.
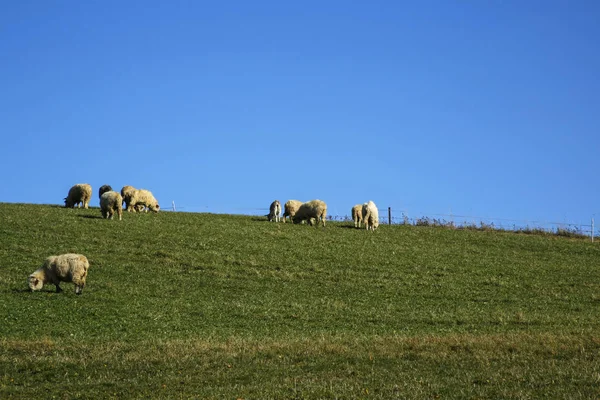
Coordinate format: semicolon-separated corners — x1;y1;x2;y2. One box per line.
388;207;392;225
592;217;594;242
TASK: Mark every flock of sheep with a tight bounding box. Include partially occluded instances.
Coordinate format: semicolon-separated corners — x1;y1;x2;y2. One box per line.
63;183;161;221
27;183;380;295
267;199;380;231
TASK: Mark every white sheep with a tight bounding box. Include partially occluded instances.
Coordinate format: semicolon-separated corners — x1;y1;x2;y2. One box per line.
362;200;379;231
293;199;327;227
100;191;123;220
64;183;92;209
129;189;160;213
28;253;90;295
282;200;303;223
98;184;113;199
120;185;137;212
268;200;281;222
352;204;364;228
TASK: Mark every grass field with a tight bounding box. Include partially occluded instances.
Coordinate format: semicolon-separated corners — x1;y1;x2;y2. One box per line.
1;202;599;399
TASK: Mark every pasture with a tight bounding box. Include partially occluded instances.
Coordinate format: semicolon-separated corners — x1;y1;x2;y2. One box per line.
0;202;599;398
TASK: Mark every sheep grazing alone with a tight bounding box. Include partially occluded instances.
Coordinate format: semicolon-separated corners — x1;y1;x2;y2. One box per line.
352;204;364;228
98;184;113;199
362;200;379;231
293;199;327;227
121;185;137;211
268;200;281;222
28;253;90;295
129;189;160;213
282;200;303;223
100;191;123;220
64;183;92;209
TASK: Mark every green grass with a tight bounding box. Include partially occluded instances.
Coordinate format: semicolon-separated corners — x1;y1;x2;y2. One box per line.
1;202;599;399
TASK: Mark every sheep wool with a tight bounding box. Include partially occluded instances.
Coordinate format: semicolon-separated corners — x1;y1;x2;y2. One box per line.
352;204;364;228
293;199;327;227
362;200;379;231
282;200;303;223
129;189;160;213
64;183;92;209
28;253;90;295
98;184;113;199
268;200;281;222
121;185;137;212
100;191;123;220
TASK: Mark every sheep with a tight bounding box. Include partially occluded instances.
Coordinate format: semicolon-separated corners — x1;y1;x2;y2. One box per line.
100;191;123;220
129;189;160;213
98;184;113;199
64;183;92;209
352;204;364;228
282;200;303;223
121;185;137;211
362;200;379;231
293;199;327;227
28;253;90;295
268;200;281;222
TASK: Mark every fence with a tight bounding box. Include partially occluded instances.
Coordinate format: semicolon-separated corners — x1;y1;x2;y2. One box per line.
164;202;598;241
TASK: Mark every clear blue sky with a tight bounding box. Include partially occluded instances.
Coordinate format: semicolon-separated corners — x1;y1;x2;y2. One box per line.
1;1;599;227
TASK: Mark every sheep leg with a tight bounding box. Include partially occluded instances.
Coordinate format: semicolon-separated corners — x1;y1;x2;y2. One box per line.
55;284;63;293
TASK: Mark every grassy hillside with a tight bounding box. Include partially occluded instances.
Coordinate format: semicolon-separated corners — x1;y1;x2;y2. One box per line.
1;203;599;399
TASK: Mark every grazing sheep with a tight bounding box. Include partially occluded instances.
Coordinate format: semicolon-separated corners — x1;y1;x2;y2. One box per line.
28;253;90;295
121;185;137;211
282;200;303;223
98;184;113;199
362;200;379;231
64;183;92;209
268;200;281;222
352;204;364;228
100;191;123;220
129;189;160;213
293;199;327;227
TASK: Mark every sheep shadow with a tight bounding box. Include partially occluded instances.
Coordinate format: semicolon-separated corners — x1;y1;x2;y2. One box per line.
11;288;32;294
79;215;103;220
339;225;361;230
12;287;68;294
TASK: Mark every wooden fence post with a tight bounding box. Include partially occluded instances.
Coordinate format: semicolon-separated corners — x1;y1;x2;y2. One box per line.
388;207;392;225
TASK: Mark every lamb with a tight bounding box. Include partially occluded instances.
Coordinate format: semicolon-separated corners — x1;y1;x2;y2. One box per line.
64;183;92;209
98;184;113;199
129;189;160;213
282;200;303;223
100;191;123;220
121;185;137;211
352;204;364;228
362;200;379;231
293;199;327;227
268;200;281;222
28;253;90;295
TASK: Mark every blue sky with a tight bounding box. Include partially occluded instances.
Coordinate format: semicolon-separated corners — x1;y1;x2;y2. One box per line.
1;1;599;228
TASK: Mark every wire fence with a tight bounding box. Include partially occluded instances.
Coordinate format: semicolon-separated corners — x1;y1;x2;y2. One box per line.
162;202;598;241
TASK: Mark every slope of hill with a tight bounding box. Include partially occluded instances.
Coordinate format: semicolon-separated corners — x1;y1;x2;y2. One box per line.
1;203;599;398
